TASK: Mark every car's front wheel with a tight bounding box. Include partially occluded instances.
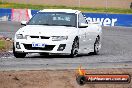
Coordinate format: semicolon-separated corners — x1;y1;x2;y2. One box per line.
13;45;26;58
70;38;79;58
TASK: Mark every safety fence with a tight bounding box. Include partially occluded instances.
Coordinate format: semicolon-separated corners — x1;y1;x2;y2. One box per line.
0;8;132;27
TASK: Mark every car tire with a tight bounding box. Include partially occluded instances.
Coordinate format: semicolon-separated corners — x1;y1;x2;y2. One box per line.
93;37;101;55
70;38;79;58
13;45;26;58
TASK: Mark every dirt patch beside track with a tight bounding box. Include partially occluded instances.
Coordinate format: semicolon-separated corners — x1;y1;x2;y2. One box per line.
0;69;132;88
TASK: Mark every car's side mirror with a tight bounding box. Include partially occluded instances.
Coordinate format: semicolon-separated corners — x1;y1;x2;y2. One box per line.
21;21;27;26
79;23;88;28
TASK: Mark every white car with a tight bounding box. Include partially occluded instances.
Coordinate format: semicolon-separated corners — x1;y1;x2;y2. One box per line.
13;9;102;58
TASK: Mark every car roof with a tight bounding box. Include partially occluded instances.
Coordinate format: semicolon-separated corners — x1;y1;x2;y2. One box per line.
39;9;81;14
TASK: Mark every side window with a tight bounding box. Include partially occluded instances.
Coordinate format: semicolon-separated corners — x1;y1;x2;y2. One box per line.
78;13;87;26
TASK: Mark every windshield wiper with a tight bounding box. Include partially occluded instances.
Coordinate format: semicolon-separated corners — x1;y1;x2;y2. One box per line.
61;25;75;27
38;24;51;25
37;24;75;27
38;24;60;26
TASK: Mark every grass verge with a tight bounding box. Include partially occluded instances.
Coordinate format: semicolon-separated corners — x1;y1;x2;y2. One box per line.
0;39;12;51
0;40;5;49
0;1;132;14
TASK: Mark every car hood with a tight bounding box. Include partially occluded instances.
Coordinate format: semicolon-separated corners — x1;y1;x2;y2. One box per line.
16;25;77;36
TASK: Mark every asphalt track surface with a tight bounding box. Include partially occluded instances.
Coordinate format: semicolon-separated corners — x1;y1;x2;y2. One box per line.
0;21;132;71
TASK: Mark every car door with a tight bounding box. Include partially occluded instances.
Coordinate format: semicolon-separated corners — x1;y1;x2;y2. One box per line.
78;13;88;52
85;24;97;51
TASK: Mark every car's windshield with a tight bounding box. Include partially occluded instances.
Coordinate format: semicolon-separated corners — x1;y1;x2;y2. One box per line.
28;12;76;27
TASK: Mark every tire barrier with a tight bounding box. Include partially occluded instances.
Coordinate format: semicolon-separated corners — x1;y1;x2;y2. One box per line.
11;9;30;22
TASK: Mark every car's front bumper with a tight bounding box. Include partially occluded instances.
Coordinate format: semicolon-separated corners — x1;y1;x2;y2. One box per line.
14;39;73;54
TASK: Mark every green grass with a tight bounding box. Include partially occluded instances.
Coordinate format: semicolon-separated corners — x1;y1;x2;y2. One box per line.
0;40;5;49
0;1;132;14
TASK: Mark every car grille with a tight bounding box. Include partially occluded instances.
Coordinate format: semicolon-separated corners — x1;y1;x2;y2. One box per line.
30;36;50;39
23;44;55;51
30;36;39;38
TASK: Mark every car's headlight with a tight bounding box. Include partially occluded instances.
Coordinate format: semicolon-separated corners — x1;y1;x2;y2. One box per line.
52;36;68;41
16;34;27;39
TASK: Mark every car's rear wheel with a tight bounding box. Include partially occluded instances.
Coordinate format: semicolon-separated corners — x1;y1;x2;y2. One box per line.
93;37;101;55
70;38;79;58
13;44;26;58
